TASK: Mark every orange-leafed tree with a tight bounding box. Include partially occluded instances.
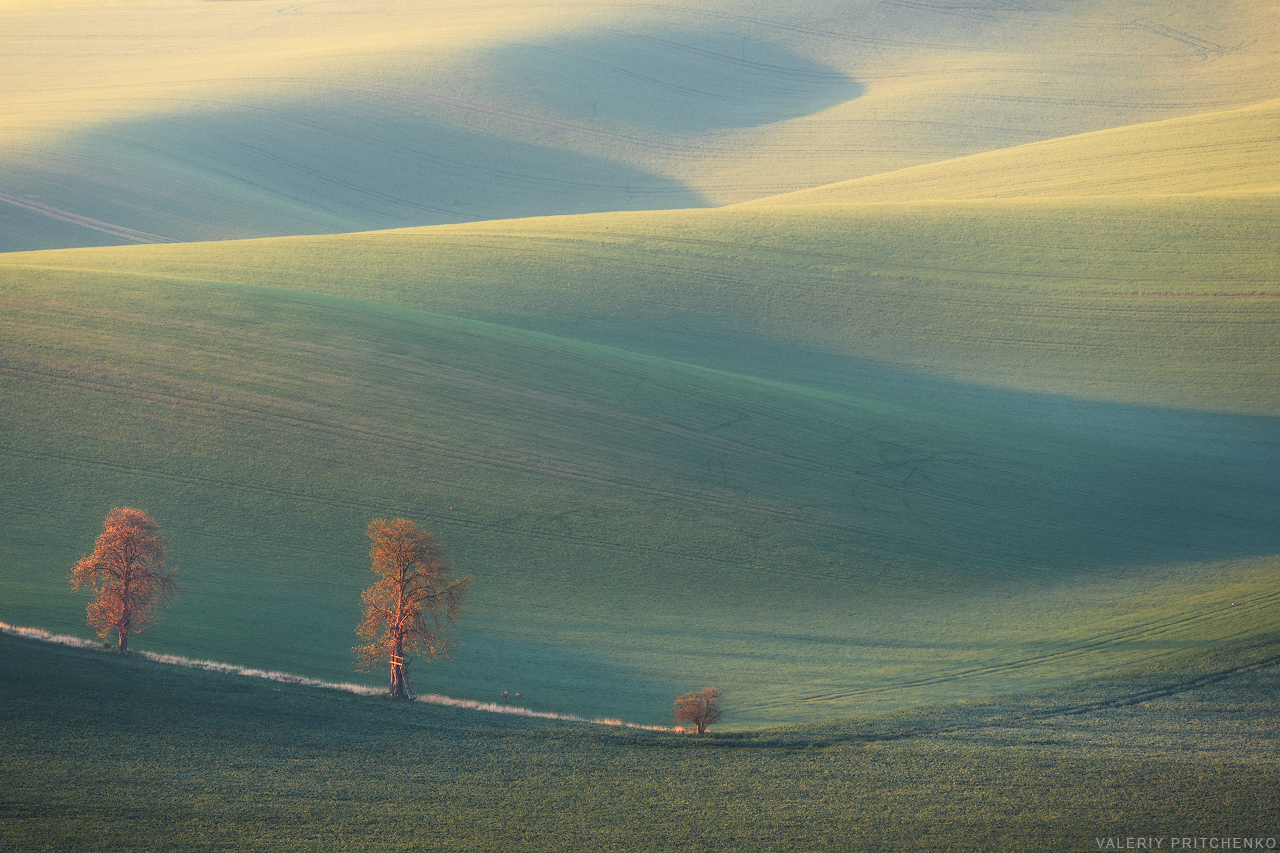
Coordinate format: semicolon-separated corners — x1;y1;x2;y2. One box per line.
356;518;470;700
674;687;723;734
70;507;178;655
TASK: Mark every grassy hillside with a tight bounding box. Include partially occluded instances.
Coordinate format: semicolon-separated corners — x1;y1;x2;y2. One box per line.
2;0;1277;742
4;54;1279;722
2;252;1277;726
3;0;1280;250
746;98;1280;205
6;193;1278;414
3;630;1277;851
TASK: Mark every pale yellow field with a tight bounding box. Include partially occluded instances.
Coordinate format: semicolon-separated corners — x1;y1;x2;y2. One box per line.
3;0;1280;249
746;98;1280;205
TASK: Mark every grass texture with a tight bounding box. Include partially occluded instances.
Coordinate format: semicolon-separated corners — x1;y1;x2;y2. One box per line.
1;252;1277;726
3;0;1280;249
5;193;1278;413
0;0;1277;741
1;629;1277;851
746;98;1280;205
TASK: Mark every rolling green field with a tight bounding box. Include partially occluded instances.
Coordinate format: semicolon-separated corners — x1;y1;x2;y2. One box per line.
2;200;1277;725
7;192;1278;412
2;0;1279;846
2;629;1277;850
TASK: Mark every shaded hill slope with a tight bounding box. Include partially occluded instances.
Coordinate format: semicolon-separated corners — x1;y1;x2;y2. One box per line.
3;16;1278;724
1;262;1277;725
2;629;1277;850
6;193;1278;414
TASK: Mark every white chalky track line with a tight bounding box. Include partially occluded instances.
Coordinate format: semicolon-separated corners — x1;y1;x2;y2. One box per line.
0;621;682;732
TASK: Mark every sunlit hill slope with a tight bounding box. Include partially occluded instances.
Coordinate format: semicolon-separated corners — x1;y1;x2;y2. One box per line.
2;0;1279;250
4;117;1279;728
745;98;1280;204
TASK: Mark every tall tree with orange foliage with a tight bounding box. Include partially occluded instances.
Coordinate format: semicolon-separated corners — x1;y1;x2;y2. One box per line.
356;518;470;700
674;687;723;734
70;507;178;655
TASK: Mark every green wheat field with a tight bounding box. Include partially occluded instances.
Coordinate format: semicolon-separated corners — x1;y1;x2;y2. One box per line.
1;0;1277;849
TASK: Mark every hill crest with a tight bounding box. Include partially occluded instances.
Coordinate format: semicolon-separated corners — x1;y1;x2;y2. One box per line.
740;98;1280;206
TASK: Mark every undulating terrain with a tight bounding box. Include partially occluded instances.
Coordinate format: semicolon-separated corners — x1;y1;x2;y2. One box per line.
1;0;1277;848
4;0;1279;250
2;629;1278;850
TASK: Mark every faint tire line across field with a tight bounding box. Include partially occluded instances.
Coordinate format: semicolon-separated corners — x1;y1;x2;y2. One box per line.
799;589;1280;703
0;359;1099;566
0;443;852;583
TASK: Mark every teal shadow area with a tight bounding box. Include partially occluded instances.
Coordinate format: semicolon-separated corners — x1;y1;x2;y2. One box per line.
480;28;864;133
0;91;708;252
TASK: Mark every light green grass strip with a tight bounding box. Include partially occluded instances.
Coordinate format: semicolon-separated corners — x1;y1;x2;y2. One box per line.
5;195;1277;414
745;99;1280;205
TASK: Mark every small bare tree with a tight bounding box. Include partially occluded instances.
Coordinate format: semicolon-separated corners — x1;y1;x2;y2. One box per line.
356;518;469;700
674;687;723;734
70;507;178;655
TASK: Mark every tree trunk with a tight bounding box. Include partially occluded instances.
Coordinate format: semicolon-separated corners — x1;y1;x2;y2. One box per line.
390;574;407;699
118;627;129;655
390;639;407;700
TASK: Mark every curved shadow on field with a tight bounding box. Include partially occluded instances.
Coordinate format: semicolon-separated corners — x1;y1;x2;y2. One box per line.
421;304;1280;580
643;634;1280;749
4;279;1275;583
0;28;863;253
0;90;709;252
2;281;1277;724
475;28;864;133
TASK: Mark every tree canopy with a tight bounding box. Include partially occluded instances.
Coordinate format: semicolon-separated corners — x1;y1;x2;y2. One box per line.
69;507;178;654
356;518;469;700
674;687;724;734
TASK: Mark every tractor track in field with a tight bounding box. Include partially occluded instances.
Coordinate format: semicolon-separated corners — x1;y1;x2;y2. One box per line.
0;302;1058;503
0;192;177;245
1;345;1211;571
0;440;865;584
796;589;1280;705
0;360;931;522
771;640;1280;750
1023;651;1280;718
